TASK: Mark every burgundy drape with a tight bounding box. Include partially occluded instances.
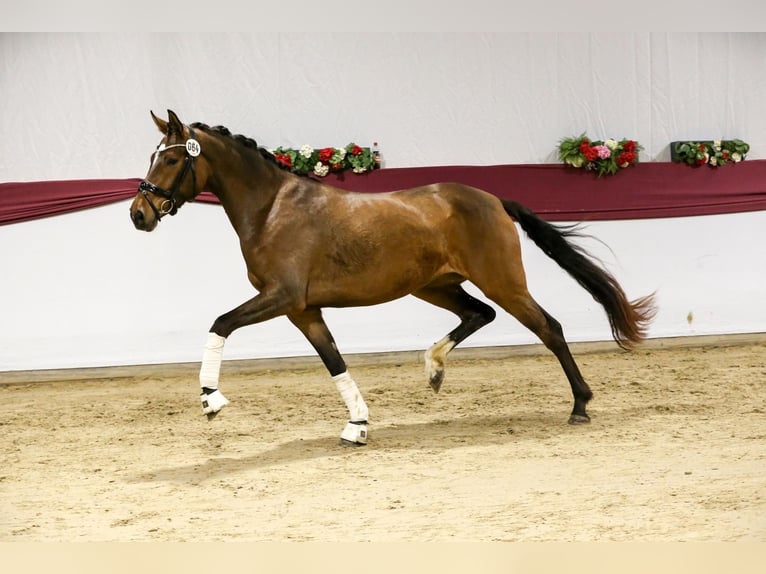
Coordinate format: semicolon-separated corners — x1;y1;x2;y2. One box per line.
2;160;766;226
0;179;142;226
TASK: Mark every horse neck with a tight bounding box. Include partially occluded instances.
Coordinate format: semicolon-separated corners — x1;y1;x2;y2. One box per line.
204;144;289;238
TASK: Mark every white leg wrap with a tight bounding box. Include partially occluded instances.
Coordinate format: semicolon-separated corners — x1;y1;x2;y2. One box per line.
199;332;228;416
200;332;226;389
332;371;369;422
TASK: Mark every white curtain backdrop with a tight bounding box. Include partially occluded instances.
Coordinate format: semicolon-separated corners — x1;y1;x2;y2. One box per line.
2;33;765;182
1;32;765;371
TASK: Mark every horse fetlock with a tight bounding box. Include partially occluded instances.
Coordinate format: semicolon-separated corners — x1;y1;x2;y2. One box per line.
424;352;446;393
339;420;368;446
200;388;229;418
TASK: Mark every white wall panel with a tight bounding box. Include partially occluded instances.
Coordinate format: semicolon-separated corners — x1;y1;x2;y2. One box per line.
1;202;763;371
2;33;765;180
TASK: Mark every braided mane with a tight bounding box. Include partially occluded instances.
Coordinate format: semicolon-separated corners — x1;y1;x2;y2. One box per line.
189;122;287;171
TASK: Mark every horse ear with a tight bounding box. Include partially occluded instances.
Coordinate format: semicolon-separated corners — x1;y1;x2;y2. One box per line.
150;110;168;134
166;109;184;136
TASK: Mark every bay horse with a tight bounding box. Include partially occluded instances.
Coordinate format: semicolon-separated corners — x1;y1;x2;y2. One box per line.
130;109;656;446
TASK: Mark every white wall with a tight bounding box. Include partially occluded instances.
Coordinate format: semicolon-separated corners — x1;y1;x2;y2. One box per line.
2;33;765;182
1;201;763;371
1;32;765;371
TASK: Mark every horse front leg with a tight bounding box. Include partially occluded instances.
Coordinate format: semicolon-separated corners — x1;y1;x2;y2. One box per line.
288;308;369;446
199;331;229;420
199;289;299;420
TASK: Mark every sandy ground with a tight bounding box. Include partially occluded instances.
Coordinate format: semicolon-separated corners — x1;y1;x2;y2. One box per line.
2;336;765;542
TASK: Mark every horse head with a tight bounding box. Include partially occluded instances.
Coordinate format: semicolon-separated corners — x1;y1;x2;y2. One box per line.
130;109;207;231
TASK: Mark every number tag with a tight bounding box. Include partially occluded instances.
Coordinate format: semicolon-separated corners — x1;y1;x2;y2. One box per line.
186;139;201;157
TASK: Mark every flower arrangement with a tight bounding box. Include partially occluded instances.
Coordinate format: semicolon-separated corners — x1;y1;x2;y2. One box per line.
271;142;380;177
558;134;642;177
670;139;749;167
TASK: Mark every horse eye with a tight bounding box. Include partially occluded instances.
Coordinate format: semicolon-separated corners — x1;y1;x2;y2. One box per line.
165;157;179;166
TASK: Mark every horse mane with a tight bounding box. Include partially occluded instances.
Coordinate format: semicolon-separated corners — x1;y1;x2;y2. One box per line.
189;122;296;174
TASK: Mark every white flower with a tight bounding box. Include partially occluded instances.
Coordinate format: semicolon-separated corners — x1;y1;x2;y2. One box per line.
313;162;329;177
713;140;722;150
605;139;619;150
352;166;367;173
709;156;718;166
732;152;742;162
300;145;314;158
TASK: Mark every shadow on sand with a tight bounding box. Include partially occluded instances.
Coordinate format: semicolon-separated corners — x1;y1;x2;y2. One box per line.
128;411;574;484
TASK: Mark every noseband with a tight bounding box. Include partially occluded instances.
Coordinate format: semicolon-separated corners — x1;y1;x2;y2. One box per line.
138;127;200;221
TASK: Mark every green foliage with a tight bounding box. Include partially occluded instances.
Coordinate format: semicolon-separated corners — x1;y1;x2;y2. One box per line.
671;139;750;167
271;143;380;177
558;134;642;177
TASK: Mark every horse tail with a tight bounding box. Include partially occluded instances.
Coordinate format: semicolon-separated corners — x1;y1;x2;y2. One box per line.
502;200;656;349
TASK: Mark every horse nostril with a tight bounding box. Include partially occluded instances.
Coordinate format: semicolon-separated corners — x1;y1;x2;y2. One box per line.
131;208;145;227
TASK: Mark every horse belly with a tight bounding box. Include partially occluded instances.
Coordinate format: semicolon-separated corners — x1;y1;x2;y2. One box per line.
308;245;449;307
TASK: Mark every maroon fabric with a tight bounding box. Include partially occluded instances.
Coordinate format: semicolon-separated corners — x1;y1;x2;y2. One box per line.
317;161;766;221
0;179;140;226
2;160;766;226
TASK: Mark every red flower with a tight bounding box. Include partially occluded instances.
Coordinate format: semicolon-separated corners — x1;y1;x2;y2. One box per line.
318;147;334;162
721;150;730;160
351;145;363;156
695;157;707;165
582;146;599;162
330;162;342;170
275;152;292;168
623;140;636;153
617;151;636;166
697;143;708;152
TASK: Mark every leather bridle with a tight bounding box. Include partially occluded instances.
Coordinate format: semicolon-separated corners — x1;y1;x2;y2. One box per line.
138;127;200;221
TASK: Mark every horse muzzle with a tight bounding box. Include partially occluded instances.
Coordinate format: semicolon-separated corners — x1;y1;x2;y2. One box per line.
130;201;159;232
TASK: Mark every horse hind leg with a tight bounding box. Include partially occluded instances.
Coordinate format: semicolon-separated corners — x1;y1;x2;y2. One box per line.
414;284;496;393
496;292;593;423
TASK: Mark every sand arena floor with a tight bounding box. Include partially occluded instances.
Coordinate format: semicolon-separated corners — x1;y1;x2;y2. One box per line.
2;335;765;541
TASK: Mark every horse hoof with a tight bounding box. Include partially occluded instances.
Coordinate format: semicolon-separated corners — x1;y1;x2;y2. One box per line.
429;371;444;393
339;421;368;445
339;438;367;447
201;389;229;420
568;414;591;425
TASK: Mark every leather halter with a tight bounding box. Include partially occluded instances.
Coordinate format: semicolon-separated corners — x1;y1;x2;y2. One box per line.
138;127;199;221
